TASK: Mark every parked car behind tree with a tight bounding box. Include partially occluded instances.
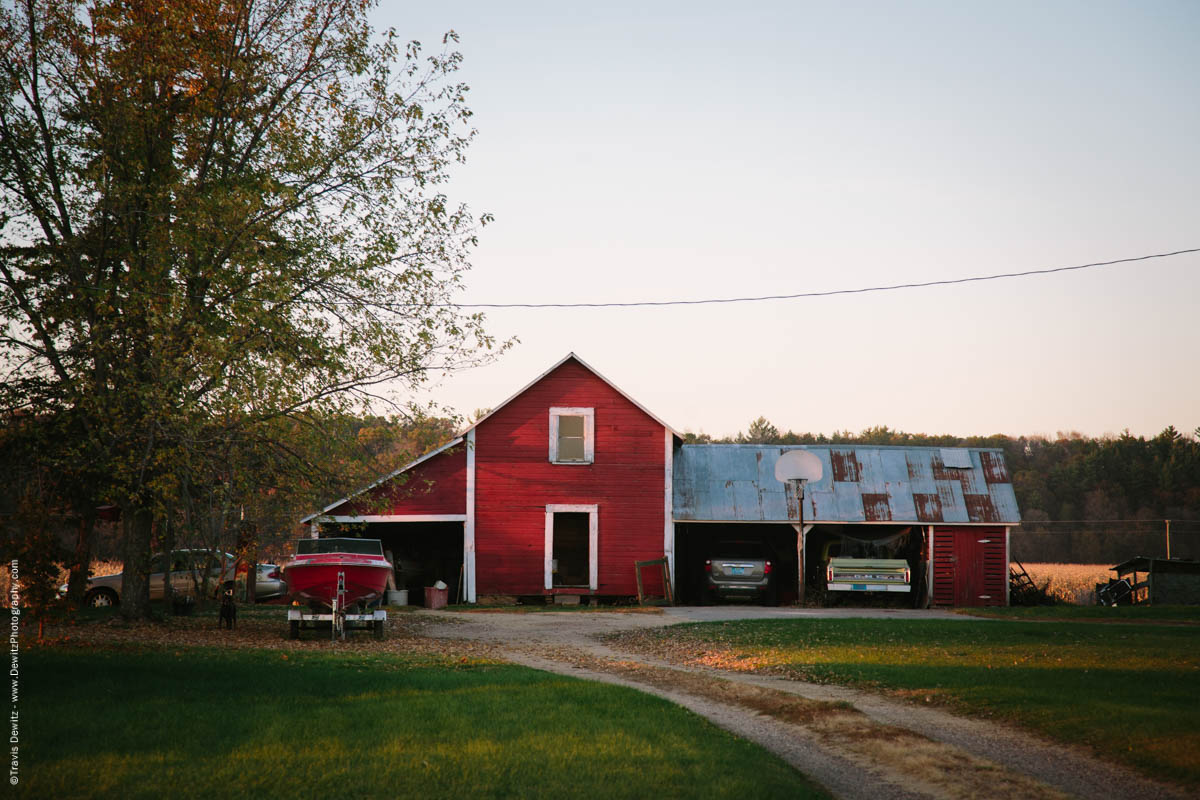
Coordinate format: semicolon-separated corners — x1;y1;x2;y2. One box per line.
61;551;284;607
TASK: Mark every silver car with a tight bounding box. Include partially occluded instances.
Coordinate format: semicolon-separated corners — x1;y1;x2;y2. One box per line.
705;540;777;605
254;564;285;602
62;551;284;607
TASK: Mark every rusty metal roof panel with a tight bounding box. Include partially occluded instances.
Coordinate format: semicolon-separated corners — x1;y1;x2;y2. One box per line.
855;450;889;495
673;444;1020;524
935;479;970;523
832;481;867;522
887;481;918;521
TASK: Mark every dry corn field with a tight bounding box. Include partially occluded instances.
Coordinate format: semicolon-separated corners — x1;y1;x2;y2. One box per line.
1014;562;1112;605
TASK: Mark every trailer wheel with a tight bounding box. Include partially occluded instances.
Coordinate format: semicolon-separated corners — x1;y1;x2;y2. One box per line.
373;619;384;640
289;620;300;640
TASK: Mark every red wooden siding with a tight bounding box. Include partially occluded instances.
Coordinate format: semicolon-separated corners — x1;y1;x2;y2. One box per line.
932;526;1007;606
474;359;666;596
331;444;466;517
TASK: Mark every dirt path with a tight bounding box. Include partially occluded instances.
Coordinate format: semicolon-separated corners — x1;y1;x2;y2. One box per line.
421;608;1190;800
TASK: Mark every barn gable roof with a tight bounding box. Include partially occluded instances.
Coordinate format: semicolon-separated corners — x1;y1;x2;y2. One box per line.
673;444;1021;525
302;353;680;524
462;352;682;439
300;437;463;524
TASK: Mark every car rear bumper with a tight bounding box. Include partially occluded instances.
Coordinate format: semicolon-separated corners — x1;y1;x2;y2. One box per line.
707;579;770;598
827;582;911;592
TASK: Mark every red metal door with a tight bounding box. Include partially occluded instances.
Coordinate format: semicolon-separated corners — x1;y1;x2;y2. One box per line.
954;530;984;605
933;527;1006;606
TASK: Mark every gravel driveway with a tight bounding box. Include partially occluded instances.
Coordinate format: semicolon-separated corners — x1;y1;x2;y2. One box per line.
421;606;1189;800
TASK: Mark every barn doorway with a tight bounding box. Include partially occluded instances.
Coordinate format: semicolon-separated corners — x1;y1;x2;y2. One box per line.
368;521;464;607
673;523;799;605
803;524;927;607
551;512;590;587
544;504;598;591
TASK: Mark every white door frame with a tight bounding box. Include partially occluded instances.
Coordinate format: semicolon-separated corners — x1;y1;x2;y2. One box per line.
544;504;598;591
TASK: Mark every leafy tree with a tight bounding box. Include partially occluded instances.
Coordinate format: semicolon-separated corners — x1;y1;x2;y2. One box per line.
738;416;780;444
0;0;504;618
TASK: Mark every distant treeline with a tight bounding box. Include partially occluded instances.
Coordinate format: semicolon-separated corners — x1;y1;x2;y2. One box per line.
687;420;1200;562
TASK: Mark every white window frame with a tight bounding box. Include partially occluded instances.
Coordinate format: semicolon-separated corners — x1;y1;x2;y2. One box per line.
544;504;598;591
549;407;595;464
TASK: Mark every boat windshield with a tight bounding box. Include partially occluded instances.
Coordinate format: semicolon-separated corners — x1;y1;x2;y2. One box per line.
296;538;384;557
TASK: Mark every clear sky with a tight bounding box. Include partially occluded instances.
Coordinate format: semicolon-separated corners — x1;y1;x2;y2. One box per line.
374;1;1200;440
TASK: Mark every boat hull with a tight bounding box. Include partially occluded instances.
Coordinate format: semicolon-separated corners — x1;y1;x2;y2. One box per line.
282;556;392;609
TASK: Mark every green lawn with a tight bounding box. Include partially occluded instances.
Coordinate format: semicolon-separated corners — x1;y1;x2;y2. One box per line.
25;646;827;800
626;617;1200;787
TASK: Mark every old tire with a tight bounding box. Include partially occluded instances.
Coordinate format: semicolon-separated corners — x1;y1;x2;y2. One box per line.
289;620;300;640
85;588;118;608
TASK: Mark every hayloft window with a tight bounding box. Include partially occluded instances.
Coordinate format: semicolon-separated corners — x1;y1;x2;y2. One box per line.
549;407;594;464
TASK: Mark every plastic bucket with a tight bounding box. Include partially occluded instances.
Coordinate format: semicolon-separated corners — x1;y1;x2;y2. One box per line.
387;589;408;606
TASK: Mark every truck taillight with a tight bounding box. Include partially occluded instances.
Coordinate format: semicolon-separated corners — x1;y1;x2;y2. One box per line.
827;564;833;583
764;561;772;575
904;567;910;584
704;560;711;573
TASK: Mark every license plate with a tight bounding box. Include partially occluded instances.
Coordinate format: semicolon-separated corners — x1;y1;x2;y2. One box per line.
730;567;745;576
852;584;867;591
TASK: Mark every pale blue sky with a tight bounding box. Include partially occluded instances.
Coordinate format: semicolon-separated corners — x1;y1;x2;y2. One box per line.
376;1;1199;439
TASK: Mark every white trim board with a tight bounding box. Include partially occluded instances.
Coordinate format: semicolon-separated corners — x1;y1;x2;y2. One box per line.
465;428;477;604
664;429;675;595
544;504;599;591
313;515;465;524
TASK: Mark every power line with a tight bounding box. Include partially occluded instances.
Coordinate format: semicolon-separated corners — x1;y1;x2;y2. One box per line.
3;246;1197;311
446;247;1200;309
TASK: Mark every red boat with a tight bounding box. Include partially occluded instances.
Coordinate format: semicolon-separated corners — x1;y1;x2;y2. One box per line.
281;537;393;610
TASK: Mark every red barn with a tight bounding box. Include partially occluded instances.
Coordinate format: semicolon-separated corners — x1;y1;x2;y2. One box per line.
304;353;1021;606
304;353;678;603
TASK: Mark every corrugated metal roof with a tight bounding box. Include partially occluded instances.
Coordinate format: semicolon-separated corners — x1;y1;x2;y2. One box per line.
673;445;1021;524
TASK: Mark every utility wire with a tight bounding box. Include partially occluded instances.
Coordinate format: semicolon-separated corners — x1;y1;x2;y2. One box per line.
2;246;1196;310
446;247;1200;309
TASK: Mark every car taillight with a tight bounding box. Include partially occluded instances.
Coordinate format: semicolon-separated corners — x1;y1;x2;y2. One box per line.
763;561;772;575
267;569;280;579
704;560;711;573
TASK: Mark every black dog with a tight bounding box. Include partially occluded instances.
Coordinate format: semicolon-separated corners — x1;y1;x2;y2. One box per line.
218;589;237;630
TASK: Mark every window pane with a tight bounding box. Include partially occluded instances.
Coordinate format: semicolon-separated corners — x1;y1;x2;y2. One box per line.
559;435;585;461
558;415;584;437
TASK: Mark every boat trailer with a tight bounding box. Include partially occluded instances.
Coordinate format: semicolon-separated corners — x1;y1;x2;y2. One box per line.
287;570;386;641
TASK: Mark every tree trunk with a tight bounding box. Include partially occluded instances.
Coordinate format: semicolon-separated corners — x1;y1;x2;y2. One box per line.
161;514;174;610
238;521;258;604
66;514;96;608
119;506;155;620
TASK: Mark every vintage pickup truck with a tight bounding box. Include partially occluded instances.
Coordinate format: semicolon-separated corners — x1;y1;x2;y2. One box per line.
826;557;911;593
